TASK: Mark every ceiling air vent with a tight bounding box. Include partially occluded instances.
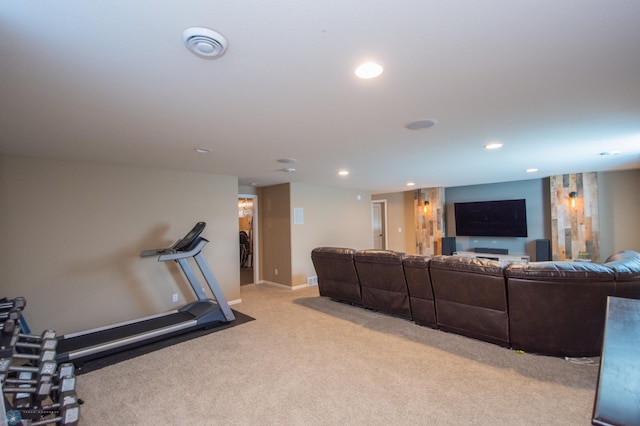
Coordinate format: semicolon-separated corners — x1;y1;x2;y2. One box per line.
183;27;228;59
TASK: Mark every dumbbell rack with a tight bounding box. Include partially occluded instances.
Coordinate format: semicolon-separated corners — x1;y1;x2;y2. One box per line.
1;297;81;425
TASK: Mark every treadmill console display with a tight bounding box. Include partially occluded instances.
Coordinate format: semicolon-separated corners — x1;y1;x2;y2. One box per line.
173;222;206;251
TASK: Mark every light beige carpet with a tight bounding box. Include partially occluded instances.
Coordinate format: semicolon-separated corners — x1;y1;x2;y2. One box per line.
77;284;599;425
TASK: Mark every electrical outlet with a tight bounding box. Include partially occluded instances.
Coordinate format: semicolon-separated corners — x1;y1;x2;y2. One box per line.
172;293;179;303
275;268;278;275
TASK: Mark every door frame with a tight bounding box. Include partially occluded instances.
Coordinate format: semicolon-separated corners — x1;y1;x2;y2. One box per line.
371;199;388;250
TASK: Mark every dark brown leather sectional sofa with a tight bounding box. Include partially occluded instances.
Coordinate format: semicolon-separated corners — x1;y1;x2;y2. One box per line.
311;247;640;357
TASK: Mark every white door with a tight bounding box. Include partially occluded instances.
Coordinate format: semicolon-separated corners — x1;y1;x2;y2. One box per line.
371;201;386;249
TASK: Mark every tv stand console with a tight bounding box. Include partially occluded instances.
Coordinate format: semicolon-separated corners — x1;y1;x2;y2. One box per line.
453;251;530;264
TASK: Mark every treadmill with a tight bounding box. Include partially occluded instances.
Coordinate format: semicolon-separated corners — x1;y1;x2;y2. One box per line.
56;222;235;364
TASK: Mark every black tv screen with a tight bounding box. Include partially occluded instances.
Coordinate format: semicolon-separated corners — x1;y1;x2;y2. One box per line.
454;199;528;237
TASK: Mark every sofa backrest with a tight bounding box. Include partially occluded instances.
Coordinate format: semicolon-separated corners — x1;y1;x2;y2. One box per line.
402;255;433;302
429;255;507;311
403;255;436;328
354;249;411;319
311;247;361;305
603;250;640;299
429;255;510;346
505;261;616;357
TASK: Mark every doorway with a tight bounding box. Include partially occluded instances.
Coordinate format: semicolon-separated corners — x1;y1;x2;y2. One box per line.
238;195;259;285
371;200;387;249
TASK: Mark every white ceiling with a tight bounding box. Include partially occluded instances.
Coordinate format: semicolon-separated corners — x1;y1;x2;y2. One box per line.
2;1;639;194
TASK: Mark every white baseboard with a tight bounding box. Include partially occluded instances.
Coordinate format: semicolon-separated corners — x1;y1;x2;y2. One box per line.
260;281;311;291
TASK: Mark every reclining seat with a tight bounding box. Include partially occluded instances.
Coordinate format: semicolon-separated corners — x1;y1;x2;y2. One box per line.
506;261;615;357
430;256;509;347
311;247;362;305
402;255;437;328
603;250;640;300
354;250;412;319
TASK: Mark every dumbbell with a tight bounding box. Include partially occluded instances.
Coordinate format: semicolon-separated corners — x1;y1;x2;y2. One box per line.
0;317;16;330
4;363;72;387
16;329;57;342
38;374;77;399
6;371;35;409
47;372;78;405
36;365;82;417
37;390;81;419
10;335;58;352
0;351;58;383
0;307;22;321
11;349;57;365
27;403;80;426
0;358;57;384
0;296;26;311
3;375;74;404
0;308;20;324
7;330;57;356
0;310;21;343
4;364;75;398
4;330;56;359
56;363;75;383
1;323;19;358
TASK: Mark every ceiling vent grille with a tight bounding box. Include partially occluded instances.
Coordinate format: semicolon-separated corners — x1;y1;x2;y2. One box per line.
183;27;228;58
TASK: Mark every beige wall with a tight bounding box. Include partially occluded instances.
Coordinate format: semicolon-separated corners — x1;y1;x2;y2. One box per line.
238;185;257;195
290;183;372;286
258;183;371;287
372;191;414;253
0;155;240;334
403;191;416;253
598;168;640;256
258;184;292;286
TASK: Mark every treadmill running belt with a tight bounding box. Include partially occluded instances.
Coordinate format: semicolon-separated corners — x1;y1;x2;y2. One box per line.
57;311;195;354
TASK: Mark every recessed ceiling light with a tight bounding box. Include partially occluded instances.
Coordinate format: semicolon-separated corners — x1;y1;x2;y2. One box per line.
484;142;503;150
526;168;538;173
277;158;297;164
405;119;437;130
599;151;621;156
338;170;350;176
281;168;296;173
355;62;383;79
406;182;416;187
195;148;212;153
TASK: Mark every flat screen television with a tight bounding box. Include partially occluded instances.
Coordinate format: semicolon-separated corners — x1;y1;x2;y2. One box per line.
454;199;528;237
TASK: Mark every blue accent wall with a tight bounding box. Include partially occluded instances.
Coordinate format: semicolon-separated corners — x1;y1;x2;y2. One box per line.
445;178;551;257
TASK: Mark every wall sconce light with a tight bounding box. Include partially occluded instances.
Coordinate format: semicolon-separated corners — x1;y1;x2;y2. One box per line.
569;191;578;208
423;200;430;214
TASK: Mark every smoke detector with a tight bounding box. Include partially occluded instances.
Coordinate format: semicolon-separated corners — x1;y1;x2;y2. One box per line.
183;27;228;58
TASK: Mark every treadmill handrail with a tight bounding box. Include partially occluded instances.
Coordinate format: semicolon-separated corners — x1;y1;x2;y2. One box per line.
157;238;208;262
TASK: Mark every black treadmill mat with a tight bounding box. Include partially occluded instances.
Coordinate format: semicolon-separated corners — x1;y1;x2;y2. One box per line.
74;309;254;375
